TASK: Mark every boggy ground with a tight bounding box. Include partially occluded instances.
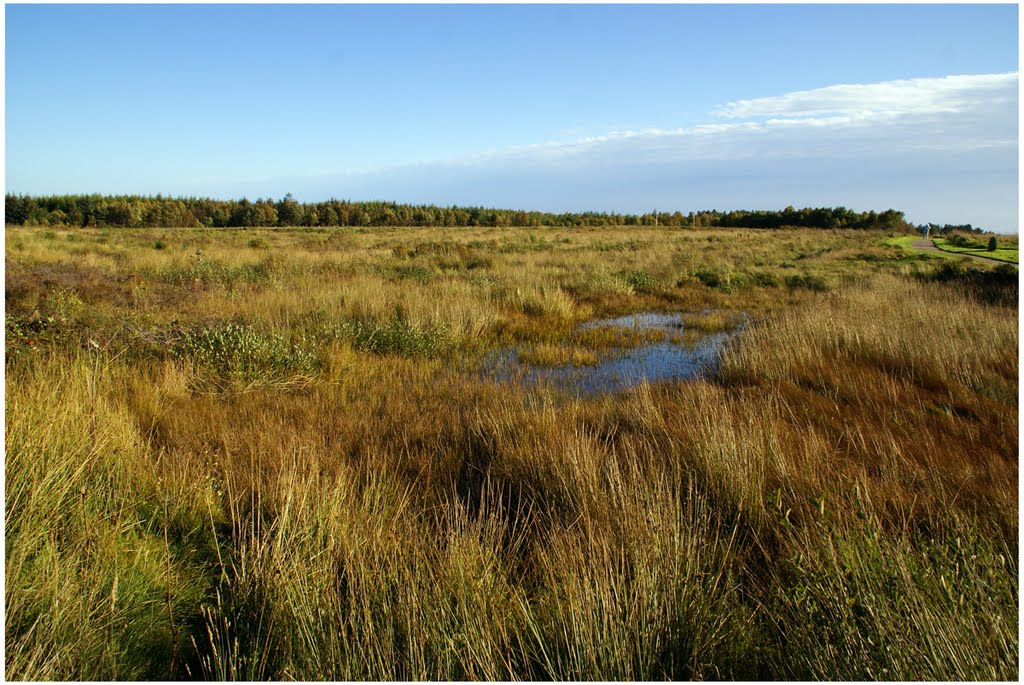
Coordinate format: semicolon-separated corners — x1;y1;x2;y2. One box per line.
5;225;1018;679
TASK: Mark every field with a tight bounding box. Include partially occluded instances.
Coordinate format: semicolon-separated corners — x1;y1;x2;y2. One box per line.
5;224;1019;680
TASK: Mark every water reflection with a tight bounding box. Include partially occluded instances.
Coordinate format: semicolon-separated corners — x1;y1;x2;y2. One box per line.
482;311;744;396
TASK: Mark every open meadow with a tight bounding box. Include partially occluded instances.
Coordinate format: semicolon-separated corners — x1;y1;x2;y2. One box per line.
5;224;1019;679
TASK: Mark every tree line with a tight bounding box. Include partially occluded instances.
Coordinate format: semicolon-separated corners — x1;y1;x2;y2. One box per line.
5;193;911;231
925;222;985;236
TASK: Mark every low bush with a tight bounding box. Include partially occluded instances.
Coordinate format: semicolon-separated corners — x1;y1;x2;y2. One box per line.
625;269;656;293
393;264;436;282
917;262;1017;306
925;261;970;282
173;323;320;387
945;233;977;248
44;286;84;320
784;273;828;291
339;318;450;357
465;255;494;270
693;267;738;292
6;315;71;358
749;271;781;288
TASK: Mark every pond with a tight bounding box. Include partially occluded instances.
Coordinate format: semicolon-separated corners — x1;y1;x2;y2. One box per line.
480;311;745;396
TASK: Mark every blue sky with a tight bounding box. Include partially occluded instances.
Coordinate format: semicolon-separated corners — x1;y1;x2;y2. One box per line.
5;3;1020;230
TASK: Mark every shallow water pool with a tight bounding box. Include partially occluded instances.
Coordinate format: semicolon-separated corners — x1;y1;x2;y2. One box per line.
481;311;744;396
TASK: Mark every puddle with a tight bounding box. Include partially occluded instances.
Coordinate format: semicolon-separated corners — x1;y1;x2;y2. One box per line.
578;312;687;332
481;311;744;396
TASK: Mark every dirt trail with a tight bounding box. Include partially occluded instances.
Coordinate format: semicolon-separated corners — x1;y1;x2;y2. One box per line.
910;238;1013;266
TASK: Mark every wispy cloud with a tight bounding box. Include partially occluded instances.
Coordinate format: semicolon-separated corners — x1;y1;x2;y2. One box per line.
197;72;1019;230
714;72;1018;119
386;72;1017;170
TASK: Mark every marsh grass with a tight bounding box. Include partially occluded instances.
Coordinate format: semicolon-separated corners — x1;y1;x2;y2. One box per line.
517;342;600;367
5;350;215;679
681;310;743;333
575;323;672;349
5;225;1018;680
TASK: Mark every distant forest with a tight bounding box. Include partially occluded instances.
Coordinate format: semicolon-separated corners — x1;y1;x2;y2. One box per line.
3;193;948;232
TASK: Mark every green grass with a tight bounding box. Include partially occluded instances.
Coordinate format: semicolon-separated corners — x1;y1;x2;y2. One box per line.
884;234;1015;264
932;237;1019;264
884;235;918;249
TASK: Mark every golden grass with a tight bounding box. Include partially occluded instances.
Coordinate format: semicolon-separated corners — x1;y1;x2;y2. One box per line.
5;225;1018;679
517;342;600;367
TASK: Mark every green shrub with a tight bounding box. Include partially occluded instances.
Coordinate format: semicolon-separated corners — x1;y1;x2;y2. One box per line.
625;269;656;293
339;318;450;357
44;286;84;320
924;261;969;282
729;272;751;290
5;315;68;358
174;323;320;386
750;271;781;288
465;255;494;270
694;268;723;289
917;262;1017;306
946;233;974;248
393;264;436;282
693;268;736;292
784;273;828;292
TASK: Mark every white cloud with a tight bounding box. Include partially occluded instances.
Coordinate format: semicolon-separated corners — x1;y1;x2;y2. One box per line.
714;72;1018;119
435;73;1017;169
197;72;1019;231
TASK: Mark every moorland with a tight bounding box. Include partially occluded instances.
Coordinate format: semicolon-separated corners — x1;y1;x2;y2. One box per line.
5;220;1018;679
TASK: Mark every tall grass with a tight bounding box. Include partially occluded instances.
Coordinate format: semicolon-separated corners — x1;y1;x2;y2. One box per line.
5;350;215;679
5;225;1017;679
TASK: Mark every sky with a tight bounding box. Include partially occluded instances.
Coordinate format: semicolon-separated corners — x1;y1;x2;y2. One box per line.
5;3;1020;230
